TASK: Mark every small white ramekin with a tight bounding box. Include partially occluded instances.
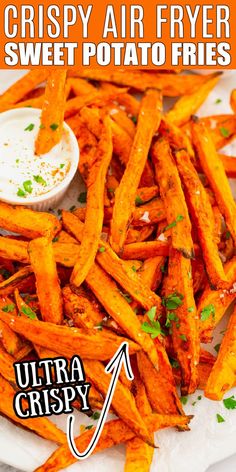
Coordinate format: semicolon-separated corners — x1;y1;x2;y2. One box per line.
0;108;79;211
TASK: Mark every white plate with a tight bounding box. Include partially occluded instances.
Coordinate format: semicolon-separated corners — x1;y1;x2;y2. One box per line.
0;70;236;472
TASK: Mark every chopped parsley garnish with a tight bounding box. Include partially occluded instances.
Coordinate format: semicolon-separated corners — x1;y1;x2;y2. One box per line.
16;159;20;164
197;395;202;401
2;304;15;313
60;164;65;169
33;175;47;186
121;292;132;303
188;306;194;312
215;98;222;104
78;191;87;203
180;396;188;405
164;215;184;232
0;268;11;279
95;322;103;331
52;236;59;243
219;127;230;138
225;230;231;240
146;306;157;321
23;180;33;194
169;358;179;369
216;413;225;423
50;123;59;131
200;304;215;321
162;292;183;310
135;195;144;205
141;306;161;339
131;265;137;272
160;265;166;274
24;123;35;131
214;343;221;353
85;425;93;430
21;305;37;320
91;411;100;420
99;246;106;253
165;311;179;329
131;116;137;124
108;188;114;195
17;188;26;197
179;334;187;341
39;124;45;129
223;395;236;410
69;205;76;212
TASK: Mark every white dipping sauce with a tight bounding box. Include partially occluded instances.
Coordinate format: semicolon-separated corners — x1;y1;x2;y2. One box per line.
0;108;72;201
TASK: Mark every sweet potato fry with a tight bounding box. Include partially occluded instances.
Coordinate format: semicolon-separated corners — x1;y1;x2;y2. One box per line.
0;237;81;268
0;297;22;355
106;104;136;138
80;107;155;186
35;413;191;472
71;115;113;287
110;89;162;253
125;226;155;244
173;350;217;391
62;285;103;329
100;82;140;115
165;248;199;395
198;256;236;343
56;230;77;244
0;201;61;239
122;241;169;260
192;257;207;294
0;375;66;444
205;304;236;400
230;89;236;114
14;342;33;361
0;69;48;108
218;154;236;178
0;319;22;356
83;359;153;446
160;118;195;162
110;91;140;116
62;211;161;311
138;256;166;291
14;288;38;320
0;312;140;360
28;237;63;324
192;120;236;245
69;69;217;96
0;95;45;113
0;236;29;263
152;138;194;258
131;198;165;226
184;114;236;151
80;107;132;166
65;89;127;119
125;376;154;472
166;74;220;126
70;117;98;183
136;186;159;203
67;77;96;96
137;350;184;416
0;266;34;296
81;262;159;367
35;70;67;155
174;148;228;289
0;344;16;382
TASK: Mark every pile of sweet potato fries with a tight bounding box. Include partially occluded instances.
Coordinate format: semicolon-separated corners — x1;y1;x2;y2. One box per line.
0;68;235;471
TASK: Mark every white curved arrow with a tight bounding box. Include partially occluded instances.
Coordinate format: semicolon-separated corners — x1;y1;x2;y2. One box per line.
67;341;134;460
